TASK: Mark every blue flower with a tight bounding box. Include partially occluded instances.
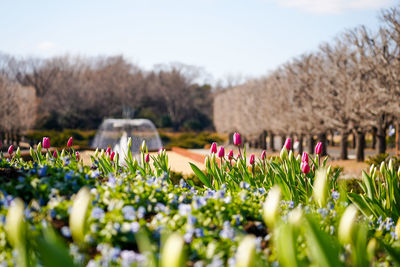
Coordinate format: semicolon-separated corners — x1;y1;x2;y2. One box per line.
61;226;71;237
179;204;191;216
332;191;340;200
91;207;105;220
38;166;47;177
137;206;146;219
122;206;136;221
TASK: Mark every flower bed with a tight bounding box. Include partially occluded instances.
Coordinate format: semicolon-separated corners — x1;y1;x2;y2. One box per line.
0;135;400;266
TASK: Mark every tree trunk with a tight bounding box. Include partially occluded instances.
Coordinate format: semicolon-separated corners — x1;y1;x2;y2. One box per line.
281;135;286;149
261;131;267;150
352;132;356;149
318;133;328;156
229;132;234;145
371;127;377;149
356;131;365;162
308;135;314;154
330;130;335;147
298;135;304;155
340;133;348;160
377;125;386;154
269;132;275;152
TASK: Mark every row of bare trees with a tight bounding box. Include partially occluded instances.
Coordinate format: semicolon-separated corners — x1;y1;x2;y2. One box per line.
0;54;213;146
214;7;400;161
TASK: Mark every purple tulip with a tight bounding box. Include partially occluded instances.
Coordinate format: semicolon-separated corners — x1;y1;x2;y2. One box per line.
233;132;242;146
301;162;310;174
249;154;255;165
8;145;13;155
261;150;266;160
210;142;217;154
315;142;322;155
67;137;73;147
43;137;50;149
301;152;309;163
218;146;225;158
284;138;291;151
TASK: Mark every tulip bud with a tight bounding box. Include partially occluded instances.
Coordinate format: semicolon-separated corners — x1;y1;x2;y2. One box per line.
110;151;115;161
37;142;42;154
338;204;358;245
301;152;308;163
280;147;288;160
228;149;234;159
53;150;58;158
389;159;394;172
313;168;328;207
380;161;385;174
43;137;50;149
301;162;310;174
235;235;256;267
100;149;104;158
141;140;147;152
218;146;225;158
61;149;66;158
145;153;150;163
16;147;21;158
249;154;255;165
233;132;242;146
262;186;281;228
161;233;186;267
369;164;375;174
70;187;91;245
76;151;80;160
29;147;35;159
158;147;165;155
315;142;322;155
261;150;266;160
127;137;132;149
5;198;25;248
8;145;14;155
94;148;99;157
284;138;291;151
205;156;210;169
210;142;217;154
288;150;294;161
67;137;73;147
106;147;111;156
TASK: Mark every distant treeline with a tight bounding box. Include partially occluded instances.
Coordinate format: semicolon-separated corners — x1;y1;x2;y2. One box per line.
0;55;213;135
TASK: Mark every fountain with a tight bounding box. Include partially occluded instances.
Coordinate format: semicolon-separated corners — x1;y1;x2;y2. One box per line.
91;119;162;159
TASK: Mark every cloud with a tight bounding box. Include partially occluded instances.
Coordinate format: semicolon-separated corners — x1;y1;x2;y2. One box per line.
273;0;395;14
36;41;56;51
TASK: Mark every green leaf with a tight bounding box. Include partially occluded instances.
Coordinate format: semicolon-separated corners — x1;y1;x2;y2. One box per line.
189;163;212;188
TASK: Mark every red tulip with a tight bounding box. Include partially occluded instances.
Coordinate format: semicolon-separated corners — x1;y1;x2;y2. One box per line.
217;146;225;158
249;154;255;165
8;145;13;155
76;151;80;160
53;150;58;158
301;152;309;163
67;137;73;147
233;132;242;146
302;162;310;174
110;151;115;161
227;149;234;159
261;150;266;160
210;142;217;154
106;147;111;155
145;153;150;163
43;137;50;149
315;142;322;155
284;138;291;151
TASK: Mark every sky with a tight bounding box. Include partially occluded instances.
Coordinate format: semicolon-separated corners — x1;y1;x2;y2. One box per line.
0;0;397;83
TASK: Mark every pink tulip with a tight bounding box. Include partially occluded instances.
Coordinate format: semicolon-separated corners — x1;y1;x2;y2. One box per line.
67;137;73;147
249;154;255;165
158;147;165;155
8;145;13;155
145;153;150;163
43;137;50;149
53;150;58;158
106;147;111;155
76;151;80;160
210;142;217;154
227;149;234;159
301;162;310;174
261;150;266;160
218;146;225;158
284;138;291;151
233;132;242;146
315;142;322;155
110;151;115;161
301;152;309;163
237;153;241;160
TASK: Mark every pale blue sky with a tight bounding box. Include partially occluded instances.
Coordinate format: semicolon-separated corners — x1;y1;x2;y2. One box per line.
0;0;396;82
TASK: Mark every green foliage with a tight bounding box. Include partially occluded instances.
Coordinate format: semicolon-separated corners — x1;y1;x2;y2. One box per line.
25;129;96;148
160;131;225;149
